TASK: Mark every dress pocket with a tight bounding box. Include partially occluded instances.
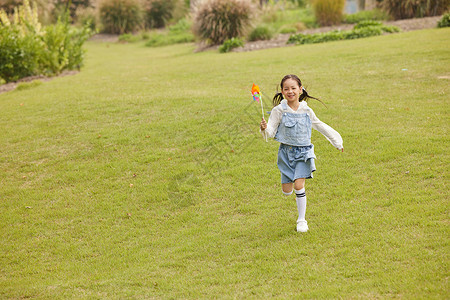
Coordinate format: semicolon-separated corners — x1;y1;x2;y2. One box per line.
284;115;302;138
284;117;297;128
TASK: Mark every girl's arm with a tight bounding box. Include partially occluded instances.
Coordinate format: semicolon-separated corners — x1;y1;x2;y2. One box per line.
309;110;343;150
260;106;282;139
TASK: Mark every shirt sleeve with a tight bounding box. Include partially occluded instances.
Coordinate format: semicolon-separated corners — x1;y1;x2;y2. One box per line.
261;105;282;139
309;109;343;150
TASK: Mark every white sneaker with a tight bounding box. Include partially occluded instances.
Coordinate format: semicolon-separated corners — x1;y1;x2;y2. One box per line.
296;220;308;232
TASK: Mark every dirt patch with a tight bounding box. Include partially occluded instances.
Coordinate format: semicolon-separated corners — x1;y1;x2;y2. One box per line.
88;33;120;43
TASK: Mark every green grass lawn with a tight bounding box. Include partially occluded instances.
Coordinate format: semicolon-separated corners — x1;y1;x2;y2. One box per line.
1;28;449;298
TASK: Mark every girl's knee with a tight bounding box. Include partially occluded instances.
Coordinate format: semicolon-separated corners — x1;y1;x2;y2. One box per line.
294;178;305;190
282;189;293;196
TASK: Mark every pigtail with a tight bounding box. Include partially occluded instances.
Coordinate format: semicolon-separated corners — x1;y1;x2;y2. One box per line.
300;87;327;108
272;92;283;107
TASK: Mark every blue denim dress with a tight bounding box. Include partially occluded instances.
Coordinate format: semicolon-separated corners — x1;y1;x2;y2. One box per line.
274;102;316;183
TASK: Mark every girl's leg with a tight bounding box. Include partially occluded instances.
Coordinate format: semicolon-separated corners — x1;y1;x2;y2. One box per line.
282;182;293;196
294;178;308;232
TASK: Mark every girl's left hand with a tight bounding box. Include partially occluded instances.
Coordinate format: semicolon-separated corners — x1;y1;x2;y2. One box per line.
260;118;267;131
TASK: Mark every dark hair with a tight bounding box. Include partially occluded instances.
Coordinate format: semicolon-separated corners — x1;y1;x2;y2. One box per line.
272;74;325;107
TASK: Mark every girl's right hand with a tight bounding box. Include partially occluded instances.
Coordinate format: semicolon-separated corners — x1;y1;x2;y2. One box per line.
260;118;267;131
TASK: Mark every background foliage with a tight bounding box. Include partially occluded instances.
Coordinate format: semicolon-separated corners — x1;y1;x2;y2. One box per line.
98;0;142;34
0;0;92;82
193;0;254;44
382;0;450;19
0;26;41;82
437;12;450;27
288;20;399;44
311;0;346;26
0;0;95;24
143;0;175;28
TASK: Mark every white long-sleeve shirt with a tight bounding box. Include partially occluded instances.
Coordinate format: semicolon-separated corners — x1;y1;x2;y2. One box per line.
262;100;343;150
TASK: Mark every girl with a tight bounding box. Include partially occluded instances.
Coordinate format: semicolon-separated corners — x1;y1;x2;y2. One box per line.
260;74;343;232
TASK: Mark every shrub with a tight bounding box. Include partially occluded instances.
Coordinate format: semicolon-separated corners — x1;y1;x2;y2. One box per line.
143;0;175;29
437;13;450;28
193;0;254;45
248;24;274;41
99;0;142;34
311;0;345;26
343;8;389;24
140;31;150;40
295;22;307;31
378;24;400;33
41;15;92;74
0;0;92;83
0;26;42;82
0;0;43;82
344;26;383;39
279;25;298;34
287;21;400;45
353;20;383;29
168;18;191;33
218;37;244;53
382;0;450;20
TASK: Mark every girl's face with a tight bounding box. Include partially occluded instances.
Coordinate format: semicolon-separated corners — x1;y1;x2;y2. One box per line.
281;78;302;102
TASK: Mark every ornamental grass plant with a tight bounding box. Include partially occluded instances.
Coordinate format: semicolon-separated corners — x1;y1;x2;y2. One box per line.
311;0;345;26
218;37;244;52
99;0;142;34
193;0;254;45
343;8;389;24
382;0;450;20
142;0;175;28
248;24;274;41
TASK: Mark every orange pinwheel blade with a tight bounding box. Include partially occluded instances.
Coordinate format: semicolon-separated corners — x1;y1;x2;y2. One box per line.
251;83;260;94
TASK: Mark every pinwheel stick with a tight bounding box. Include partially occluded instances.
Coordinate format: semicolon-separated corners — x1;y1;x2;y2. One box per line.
260;93;264;118
260;95;267;141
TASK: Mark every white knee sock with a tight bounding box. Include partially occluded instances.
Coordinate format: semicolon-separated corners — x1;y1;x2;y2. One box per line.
294;188;307;222
282;190;293;196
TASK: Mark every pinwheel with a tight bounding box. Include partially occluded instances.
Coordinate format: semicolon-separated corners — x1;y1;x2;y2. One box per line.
251;83;264;119
252;83;267;142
